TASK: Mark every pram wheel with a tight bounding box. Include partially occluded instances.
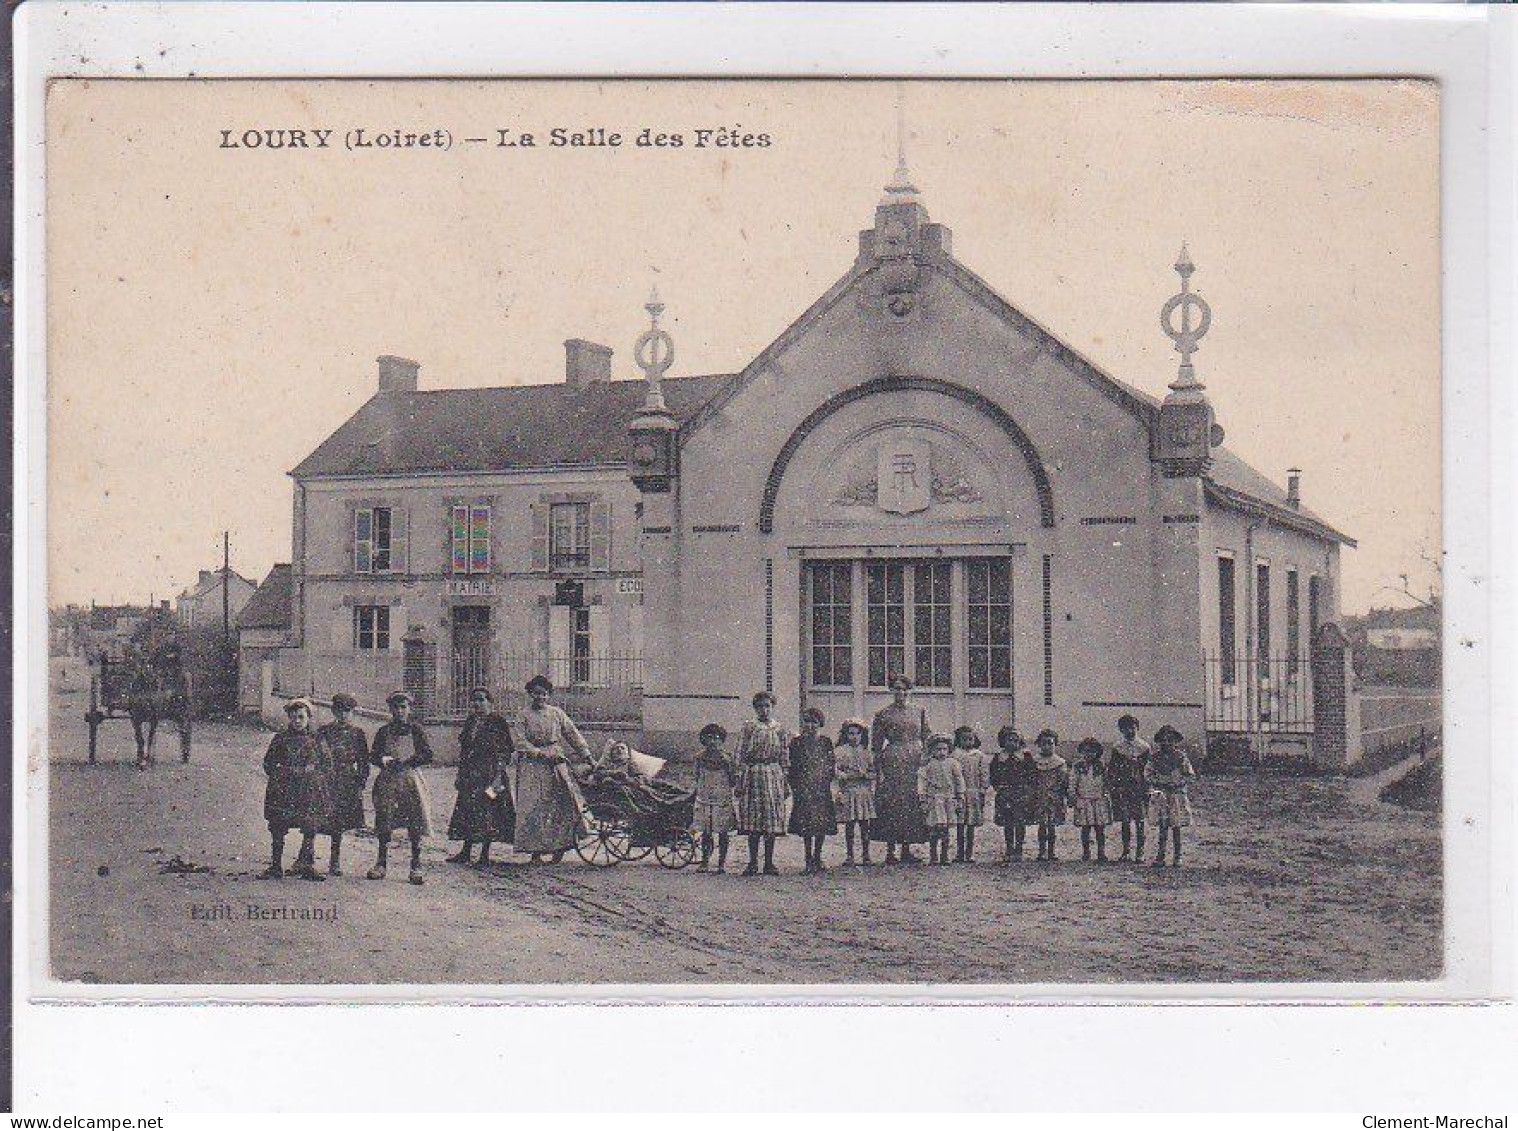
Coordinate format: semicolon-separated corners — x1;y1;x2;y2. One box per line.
655;829;698;870
575;816;628;867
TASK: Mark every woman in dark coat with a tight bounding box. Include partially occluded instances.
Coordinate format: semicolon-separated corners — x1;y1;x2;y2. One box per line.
989;726;1036;862
261;697;330;881
316;692;370;876
870;675;929;864
447;687;516;868
787;706;837;874
367;691;435;886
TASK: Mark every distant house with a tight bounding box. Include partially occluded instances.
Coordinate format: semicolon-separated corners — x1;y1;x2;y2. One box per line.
175;567;258;631
235;564;293;711
1347;601;1440;687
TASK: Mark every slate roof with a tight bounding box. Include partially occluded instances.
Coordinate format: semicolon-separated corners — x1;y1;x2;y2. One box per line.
291;375;733;478
236;564;293;632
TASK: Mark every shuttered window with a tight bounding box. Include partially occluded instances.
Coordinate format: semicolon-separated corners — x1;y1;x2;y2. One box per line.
1256;562;1271;665
1286;569;1301;675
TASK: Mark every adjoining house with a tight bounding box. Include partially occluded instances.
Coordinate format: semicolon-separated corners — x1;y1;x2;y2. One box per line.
276;166;1356;762
175;567;258;631
235;564;293;713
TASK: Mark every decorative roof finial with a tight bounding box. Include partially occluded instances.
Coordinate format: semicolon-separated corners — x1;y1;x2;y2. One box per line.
1160;242;1211;392
634;283;675;413
882;83;920;204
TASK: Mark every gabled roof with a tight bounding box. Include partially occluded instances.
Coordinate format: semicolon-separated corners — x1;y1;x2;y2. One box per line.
237;564;293;631
291;375;732;478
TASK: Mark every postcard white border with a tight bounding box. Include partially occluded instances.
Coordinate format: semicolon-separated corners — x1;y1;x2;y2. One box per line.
12;0;1516;1111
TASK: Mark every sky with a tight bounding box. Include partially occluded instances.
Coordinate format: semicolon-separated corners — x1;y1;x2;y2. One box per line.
45;79;1440;613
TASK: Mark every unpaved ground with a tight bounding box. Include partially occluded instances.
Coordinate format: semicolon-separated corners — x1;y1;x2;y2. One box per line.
45;690;1442;986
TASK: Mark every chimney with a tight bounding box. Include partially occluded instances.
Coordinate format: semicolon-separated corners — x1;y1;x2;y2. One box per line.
1286;468;1302;508
377;355;420;394
564;339;613;390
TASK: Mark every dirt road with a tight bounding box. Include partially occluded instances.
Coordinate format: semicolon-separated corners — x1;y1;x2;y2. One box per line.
45;691;1441;986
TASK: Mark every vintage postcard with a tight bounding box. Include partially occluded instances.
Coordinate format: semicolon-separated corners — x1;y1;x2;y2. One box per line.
40;77;1446;992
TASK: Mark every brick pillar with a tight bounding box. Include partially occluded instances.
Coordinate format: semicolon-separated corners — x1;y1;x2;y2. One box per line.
1311;623;1361;769
403;630;437;720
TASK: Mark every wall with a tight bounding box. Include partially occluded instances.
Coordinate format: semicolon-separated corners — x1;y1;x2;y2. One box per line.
288;467;645;714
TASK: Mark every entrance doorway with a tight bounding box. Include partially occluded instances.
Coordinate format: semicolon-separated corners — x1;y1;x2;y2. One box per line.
450;605;491;712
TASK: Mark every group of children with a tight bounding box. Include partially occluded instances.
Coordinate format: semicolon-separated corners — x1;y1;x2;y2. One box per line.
260;684;1199;885
689;704;1199;873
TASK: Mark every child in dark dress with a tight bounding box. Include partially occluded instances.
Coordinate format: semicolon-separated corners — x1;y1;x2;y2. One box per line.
989;727;1035;862
446;687;516;869
1107;714;1151;863
261;698;329;881
788;707;838;874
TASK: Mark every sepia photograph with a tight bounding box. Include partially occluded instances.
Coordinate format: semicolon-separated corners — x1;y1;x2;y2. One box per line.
40;76;1445;990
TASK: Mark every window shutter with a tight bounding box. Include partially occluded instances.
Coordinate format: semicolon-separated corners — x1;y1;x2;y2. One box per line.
335;608;352;649
530;504;550;572
392;507;408;574
389;605;405;650
589;501;612;572
354;507;372;574
470;506;491;573
450;504;469;574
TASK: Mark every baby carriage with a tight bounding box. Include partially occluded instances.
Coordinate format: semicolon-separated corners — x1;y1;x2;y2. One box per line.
574;743;698;869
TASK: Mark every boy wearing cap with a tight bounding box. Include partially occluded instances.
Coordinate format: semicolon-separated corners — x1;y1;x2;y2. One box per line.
261;698;330;881
367;691;436;885
317;692;370;876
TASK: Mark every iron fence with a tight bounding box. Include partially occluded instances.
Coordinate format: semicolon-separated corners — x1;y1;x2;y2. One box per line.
493;654;645;724
1204;653;1314;737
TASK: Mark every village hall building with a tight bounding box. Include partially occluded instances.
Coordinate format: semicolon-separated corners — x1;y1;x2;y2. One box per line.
278;166;1354;760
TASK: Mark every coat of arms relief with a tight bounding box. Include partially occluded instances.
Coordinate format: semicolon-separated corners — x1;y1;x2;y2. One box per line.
830;437;985;514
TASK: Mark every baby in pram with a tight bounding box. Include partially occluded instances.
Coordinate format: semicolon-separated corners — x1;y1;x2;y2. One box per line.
582;739;692;816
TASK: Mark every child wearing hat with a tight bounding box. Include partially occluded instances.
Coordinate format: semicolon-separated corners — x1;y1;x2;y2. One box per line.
1107;714;1151;863
692;723;737;873
367;691;436;885
832;718;876;866
1029;730;1070;862
989;727;1036;862
1070;738;1112;863
735;691;792;876
261;698;331;881
316;692;370;876
950;725;990;863
916;734;966;866
1147;725;1197;867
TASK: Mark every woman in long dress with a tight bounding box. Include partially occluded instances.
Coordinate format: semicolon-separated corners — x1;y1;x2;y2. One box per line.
366;691;435;885
735;690;792;876
446;687;516;869
871;674;929;864
513;675;592;864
